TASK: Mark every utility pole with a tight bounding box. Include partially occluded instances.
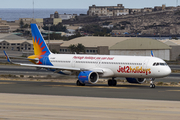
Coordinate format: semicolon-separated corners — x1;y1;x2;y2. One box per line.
33;0;34;19
48;24;51;49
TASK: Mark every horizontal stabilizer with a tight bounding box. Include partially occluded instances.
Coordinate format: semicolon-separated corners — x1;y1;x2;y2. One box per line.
3;51;38;64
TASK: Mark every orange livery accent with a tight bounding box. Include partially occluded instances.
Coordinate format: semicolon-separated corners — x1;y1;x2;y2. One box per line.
28;37;47;64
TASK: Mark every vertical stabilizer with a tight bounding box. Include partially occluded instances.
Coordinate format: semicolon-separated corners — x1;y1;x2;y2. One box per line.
31;24;51;56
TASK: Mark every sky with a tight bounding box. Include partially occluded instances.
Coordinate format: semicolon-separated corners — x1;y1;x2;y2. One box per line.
0;0;179;9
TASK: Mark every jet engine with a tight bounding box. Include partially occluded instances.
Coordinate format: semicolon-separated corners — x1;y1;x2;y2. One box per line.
126;78;146;84
78;71;99;84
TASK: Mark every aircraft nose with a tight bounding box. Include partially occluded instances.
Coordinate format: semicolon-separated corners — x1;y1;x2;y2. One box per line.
165;66;171;76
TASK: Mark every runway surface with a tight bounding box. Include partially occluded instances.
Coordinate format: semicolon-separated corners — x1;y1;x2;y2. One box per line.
0;93;180;120
0;79;180;101
1;64;180;119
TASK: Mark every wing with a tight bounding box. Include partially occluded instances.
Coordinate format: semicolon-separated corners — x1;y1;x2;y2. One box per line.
20;63;104;73
20;63;81;71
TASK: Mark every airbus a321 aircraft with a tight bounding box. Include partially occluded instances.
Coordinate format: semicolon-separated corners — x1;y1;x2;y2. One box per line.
4;24;171;88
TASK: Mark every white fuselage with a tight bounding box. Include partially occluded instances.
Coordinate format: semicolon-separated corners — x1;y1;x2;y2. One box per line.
48;54;171;78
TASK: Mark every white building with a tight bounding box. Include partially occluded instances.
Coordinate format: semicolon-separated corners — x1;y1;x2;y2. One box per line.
88;4;129;16
50;11;77;20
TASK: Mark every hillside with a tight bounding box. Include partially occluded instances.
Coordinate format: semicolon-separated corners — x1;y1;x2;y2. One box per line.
63;9;180;36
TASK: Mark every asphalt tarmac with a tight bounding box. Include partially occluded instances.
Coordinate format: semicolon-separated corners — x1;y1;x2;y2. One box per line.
0;64;180;119
1;93;180;120
0;79;180;101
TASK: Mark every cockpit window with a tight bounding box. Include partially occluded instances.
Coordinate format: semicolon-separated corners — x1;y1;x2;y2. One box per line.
153;62;167;66
160;63;166;65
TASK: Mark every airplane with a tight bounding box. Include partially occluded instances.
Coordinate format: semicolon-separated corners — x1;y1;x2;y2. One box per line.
4;23;171;88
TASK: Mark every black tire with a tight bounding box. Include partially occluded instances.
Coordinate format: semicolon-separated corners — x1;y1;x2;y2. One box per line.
76;80;85;86
112;80;117;86
76;80;81;86
150;84;155;88
108;79;112;86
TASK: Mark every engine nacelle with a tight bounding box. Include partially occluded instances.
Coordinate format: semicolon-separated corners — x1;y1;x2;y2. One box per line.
126;78;146;84
78;71;99;84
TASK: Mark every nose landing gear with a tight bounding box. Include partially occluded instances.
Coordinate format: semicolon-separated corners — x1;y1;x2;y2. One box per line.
150;78;155;88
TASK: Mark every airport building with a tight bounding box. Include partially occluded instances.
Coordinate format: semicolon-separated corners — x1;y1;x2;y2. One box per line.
15;18;44;28
88;4;129;16
0;25;10;33
43;18;62;26
54;37;171;60
0;40;33;51
160;40;180;61
50;11;77;20
1;36;179;61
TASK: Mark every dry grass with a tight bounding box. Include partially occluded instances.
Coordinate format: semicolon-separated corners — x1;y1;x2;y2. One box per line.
172;70;180;73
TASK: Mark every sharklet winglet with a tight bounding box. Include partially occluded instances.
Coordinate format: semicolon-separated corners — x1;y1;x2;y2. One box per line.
151;50;154;57
3;50;12;63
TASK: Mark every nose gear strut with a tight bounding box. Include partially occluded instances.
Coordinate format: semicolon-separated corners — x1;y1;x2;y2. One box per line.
150;78;155;88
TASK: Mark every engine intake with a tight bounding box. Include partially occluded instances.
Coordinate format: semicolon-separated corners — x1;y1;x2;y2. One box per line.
126;78;146;84
78;71;99;84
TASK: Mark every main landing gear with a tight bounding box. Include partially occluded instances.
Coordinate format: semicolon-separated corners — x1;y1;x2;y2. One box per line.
108;78;117;86
76;80;85;86
150;78;155;88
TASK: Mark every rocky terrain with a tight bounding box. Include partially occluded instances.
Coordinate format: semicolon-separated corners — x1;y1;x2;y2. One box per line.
110;10;180;35
64;9;180;36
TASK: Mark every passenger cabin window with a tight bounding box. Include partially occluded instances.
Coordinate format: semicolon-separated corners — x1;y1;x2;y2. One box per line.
153;62;167;66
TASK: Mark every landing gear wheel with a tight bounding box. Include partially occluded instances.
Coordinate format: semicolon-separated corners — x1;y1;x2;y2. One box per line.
149;78;155;88
112;80;117;86
108;79;112;86
150;84;155;88
76;80;80;86
76;80;85;86
108;79;117;86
